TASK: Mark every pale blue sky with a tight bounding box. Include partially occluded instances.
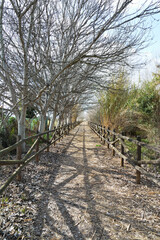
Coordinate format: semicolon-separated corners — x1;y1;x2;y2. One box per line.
133;13;160;82
151;15;160;59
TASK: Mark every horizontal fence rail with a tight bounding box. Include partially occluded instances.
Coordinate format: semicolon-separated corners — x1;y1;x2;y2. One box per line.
0;122;80;195
89;122;160;187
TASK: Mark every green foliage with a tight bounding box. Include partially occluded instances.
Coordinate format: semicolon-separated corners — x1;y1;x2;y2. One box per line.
92;68;160;143
31;118;39;131
1;197;9;203
137;80;158;118
131;76;160;141
0;197;9;208
20;207;27;214
8;116;16;125
98;70;130;128
0;116;17;149
125;138;157;161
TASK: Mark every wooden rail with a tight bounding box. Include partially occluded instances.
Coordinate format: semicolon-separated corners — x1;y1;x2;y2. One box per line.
0;122;79;195
89;122;160;187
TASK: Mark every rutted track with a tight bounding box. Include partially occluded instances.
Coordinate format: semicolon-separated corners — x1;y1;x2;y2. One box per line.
0;122;160;239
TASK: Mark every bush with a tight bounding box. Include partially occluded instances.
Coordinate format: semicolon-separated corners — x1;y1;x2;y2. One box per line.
92;70;160;143
0;117;17;150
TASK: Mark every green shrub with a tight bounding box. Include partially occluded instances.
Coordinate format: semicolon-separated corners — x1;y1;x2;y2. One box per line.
0;117;17;150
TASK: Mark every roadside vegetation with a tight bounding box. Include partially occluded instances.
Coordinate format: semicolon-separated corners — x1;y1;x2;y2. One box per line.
90;69;160;145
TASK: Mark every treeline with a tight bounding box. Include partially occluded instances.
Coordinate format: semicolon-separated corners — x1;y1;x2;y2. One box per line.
0;106;79;149
91;70;160;143
0;0;160;151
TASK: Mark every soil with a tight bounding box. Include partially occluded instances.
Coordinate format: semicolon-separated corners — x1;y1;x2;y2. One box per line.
0;122;160;240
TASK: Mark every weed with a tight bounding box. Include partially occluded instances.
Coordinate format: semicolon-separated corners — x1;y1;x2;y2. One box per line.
21;207;26;214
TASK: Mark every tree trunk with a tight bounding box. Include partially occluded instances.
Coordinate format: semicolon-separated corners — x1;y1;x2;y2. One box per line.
49;110;57;130
69;113;72;124
39;114;46;133
0;0;5;61
17;107;26;152
64;114;68;125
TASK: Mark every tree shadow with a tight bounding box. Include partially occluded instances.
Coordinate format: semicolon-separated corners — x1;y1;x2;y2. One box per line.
19;123;159;239
82;126;111;240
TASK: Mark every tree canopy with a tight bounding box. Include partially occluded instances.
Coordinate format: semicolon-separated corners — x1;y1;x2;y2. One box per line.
0;0;160;150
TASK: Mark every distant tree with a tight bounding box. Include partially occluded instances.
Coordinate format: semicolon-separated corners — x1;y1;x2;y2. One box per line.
97;70;130;128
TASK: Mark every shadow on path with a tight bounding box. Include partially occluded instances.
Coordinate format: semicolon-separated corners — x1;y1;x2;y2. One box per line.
26;123;159;239
32;126;85;239
82;125;111;240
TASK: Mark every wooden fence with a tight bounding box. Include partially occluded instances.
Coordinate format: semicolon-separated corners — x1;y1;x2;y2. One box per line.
0;122;79;195
89;122;160;186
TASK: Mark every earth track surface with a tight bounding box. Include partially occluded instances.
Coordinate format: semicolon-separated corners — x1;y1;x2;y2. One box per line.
0;122;160;239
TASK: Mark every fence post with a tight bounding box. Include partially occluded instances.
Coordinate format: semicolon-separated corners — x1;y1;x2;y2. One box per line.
112;129;116;156
59;127;61;142
62;125;64;139
64;125;66;136
47;130;49;152
121;132;125;167
103;126;106;145
136;136;141;184
107;127;110;149
16;135;22;181
36;131;39;162
54;127;56;146
101;125;103;141
36;140;39;162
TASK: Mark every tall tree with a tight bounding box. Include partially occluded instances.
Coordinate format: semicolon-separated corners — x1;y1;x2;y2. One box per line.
0;0;160;146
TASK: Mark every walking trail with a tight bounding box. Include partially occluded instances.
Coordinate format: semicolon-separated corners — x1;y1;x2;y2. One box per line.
0;122;160;240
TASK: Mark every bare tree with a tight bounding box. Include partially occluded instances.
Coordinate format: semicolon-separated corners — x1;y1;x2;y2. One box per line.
0;0;40;150
0;0;160;147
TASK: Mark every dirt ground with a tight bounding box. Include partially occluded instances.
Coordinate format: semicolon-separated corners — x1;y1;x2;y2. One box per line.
0;122;160;240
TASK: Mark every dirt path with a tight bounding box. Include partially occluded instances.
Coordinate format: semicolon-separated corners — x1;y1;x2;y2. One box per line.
0;122;160;239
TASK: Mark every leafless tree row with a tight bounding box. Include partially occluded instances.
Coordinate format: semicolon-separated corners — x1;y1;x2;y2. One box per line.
0;0;160;150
